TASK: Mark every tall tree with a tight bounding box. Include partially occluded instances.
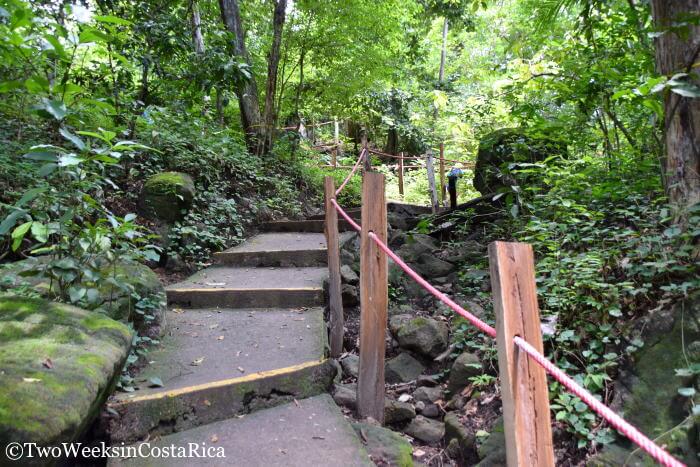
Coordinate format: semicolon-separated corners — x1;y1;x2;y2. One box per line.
261;0;287;154
190;0;205;55
651;0;700;212
219;0;263;151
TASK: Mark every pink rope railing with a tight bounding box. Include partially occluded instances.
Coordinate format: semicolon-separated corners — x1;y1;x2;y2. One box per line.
335;148;367;196
327;150;685;467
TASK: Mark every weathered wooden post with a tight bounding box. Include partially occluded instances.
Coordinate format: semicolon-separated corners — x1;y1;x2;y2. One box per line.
439;143;446;205
324;177;344;358
357;172;388;423
426;149;440;213
361;129;371;173
333;117;340;168
398;152;405;198
488;241;555;467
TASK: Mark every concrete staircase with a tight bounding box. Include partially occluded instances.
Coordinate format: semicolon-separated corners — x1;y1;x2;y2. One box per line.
107;222;371;466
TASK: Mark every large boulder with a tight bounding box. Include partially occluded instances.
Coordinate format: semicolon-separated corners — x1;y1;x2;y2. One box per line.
445;413;476;460
140;171;195;223
473;128;566;196
0;296;132;449
390;315;448;358
0;258;166;337
590;293;700;465
352;423;414;467
404;416;445;444
476;417;506;466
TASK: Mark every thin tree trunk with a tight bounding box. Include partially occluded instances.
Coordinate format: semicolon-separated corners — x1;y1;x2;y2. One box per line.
651;0;700;212
261;0;287;155
219;0;263;152
190;0;205;55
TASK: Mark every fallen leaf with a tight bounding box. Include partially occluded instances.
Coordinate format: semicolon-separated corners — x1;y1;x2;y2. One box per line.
209;324;219;329
205;282;226;286
294;399;300;407
23;378;41;383
210;434;218;443
148;377;164;388
217;335;225;341
203;399;211;407
237;367;245;373
191;357;205;366
398;393;412;403
42;358;53;369
413;449;426;458
173;308;185;314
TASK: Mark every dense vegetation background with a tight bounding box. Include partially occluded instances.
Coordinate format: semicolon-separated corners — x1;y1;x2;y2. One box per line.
0;0;698;463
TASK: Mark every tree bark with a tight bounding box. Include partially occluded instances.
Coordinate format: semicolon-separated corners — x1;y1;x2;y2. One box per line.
190;0;205;55
651;0;700;212
261;0;287;155
218;0;263;152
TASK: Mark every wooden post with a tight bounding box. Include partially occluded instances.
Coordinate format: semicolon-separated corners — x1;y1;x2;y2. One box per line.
439;143;446;204
361;129;371;173
357;172;388;423
333;117;340;168
488;241;554;467
398;152;405;198
324;177;344;358
426;149;440;213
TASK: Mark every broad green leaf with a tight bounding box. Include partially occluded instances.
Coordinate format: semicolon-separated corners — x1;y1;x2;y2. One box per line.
40;99;68;120
0;210;26;235
23;151;59;162
94;15;132;26
59;127;86;151
30;222;49;243
11;221;32;251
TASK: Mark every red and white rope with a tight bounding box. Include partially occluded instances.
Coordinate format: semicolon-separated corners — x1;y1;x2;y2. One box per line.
328;151;684;467
335;148;366;196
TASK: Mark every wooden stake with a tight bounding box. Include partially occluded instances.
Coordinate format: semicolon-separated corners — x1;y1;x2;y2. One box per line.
488;241;554;467
357;172;388;423
426;149;439;213
324;177;344;358
439;143;446;204
398;152;405;198
333;117;340;168
361;130;371;173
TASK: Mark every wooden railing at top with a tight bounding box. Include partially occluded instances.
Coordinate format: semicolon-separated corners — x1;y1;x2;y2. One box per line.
313;139;475;212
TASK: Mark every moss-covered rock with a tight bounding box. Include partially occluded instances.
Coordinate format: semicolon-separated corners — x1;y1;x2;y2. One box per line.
0;296;132;450
473;127;566;195
0;258;166;337
140;171;195;222
353;422;414;466
390;315;448;358
591;292;700;465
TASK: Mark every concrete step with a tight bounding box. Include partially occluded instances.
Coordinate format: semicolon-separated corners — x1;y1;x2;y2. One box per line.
108;395;372;466
166;266;327;308
214;233;327;267
107;307;335;443
308;209;361;221
261;219;356;233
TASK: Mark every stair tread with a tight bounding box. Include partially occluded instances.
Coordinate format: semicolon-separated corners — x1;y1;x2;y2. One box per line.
219;232;327;254
115;307;325;401
166;266;327;291
109;395;371;466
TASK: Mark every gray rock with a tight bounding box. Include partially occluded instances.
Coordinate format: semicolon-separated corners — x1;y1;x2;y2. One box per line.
416;374;439;387
422;404;440;418
395;234;439;263
392;316;448;358
446;438;462;459
340;265;359;285
352;423;414;466
332;383;357;409
445;413;475;459
448;352;482;394
385;353;426;384
415;253;455;278
404;415;445;444
384;399;416;424
415;401;426;413
341;284;359;306
476;417;506;466
413;386;444;404
340;354;359;378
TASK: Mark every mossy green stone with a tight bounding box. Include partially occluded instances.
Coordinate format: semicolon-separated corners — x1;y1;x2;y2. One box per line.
0;295;132;448
352;423;414;467
141;171;195;222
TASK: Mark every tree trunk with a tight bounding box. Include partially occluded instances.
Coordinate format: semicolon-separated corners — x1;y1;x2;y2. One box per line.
651;0;700;212
385;127;398;155
261;0;287;155
190;0;205;55
218;0;263;152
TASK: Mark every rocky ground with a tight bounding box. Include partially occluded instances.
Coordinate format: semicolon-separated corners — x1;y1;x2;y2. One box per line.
330;212;509;467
